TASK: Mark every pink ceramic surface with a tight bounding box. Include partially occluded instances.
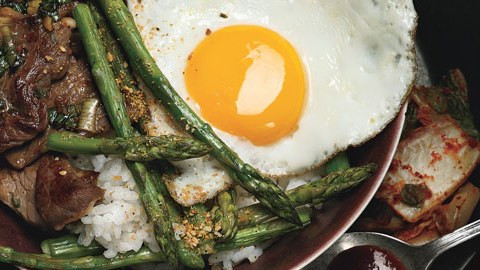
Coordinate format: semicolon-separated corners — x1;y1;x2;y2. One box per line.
0;105;406;269
237;104;407;270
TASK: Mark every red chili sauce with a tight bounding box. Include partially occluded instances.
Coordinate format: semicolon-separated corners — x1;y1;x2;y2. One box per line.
327;245;407;270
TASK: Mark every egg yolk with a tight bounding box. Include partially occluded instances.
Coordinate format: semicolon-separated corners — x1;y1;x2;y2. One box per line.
184;25;306;146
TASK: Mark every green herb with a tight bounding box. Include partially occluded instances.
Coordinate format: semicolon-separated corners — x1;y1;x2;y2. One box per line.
13;47;26;69
0;0;28;14
400;183;430;207
0;48;9;76
38;0;71;21
47;105;80;130
35;88;49;99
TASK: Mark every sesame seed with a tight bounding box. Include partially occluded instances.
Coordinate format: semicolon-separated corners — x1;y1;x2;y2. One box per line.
107;52;114;62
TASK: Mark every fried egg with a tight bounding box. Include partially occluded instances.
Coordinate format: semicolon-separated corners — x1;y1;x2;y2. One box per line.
129;0;417;204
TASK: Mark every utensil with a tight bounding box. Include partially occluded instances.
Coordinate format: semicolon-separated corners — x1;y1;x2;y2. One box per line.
314;219;480;270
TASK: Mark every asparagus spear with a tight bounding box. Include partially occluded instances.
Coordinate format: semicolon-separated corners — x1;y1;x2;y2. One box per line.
87;1;149;126
13;209;310;269
215;207;312;251
39;163;374;263
73;4;179;267
41;235;104;259
97;0;300;225
212;189;239;241
47;131;211;161
85;4;207;266
238;164;377;228
183;204;217;255
0;246;165;270
149;170;206;269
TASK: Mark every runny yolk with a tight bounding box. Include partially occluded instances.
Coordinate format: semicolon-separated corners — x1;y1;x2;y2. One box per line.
184;25;306;146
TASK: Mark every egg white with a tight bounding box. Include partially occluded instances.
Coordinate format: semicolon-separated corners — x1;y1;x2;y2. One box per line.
130;0;417;178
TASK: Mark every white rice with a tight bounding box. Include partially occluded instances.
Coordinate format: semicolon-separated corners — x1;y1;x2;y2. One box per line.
69;155;278;269
69;155;160;258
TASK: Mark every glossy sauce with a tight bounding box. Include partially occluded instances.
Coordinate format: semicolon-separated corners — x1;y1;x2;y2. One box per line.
327;245;407;270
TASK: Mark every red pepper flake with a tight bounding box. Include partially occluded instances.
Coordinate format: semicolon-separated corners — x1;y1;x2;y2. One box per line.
401;163;413;172
205;28;212;36
429;151;442;165
443;137;462;154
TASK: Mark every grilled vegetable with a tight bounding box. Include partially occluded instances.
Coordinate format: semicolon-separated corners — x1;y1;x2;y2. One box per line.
87;2;149;125
41;235;104;259
238;164;377;228
0;246;165;270
212;189;239;241
82;3;206;267
149;170;206;269
23;209;310;269
73;4;179;267
37;162;373;263
97;0;301;225
47;131;211;162
215;207;311;251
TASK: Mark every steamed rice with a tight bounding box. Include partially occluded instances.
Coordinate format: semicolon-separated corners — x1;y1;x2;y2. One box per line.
69;155;160;258
69;155;264;269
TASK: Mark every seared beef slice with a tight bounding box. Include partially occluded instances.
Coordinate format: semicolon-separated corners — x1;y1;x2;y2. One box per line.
36;155;104;230
0;161;47;227
0;18;72;153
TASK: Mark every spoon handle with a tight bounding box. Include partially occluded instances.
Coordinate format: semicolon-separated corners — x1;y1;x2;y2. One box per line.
424;219;480;255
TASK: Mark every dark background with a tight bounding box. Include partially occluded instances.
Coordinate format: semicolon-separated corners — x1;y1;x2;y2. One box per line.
414;0;480;123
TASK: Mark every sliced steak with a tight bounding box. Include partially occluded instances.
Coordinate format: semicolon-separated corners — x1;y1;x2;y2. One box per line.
35;155;104;230
0;19;72;153
0;160;47;228
4;128;50;170
48;57;95;108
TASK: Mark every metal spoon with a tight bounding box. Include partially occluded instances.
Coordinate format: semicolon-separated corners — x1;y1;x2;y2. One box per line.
313;219;480;270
